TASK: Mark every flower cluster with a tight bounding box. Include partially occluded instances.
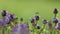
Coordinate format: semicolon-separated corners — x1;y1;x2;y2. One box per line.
0;8;60;34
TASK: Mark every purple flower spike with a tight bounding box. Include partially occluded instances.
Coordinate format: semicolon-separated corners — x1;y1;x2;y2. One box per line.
11;26;18;32
53;8;58;14
23;23;27;28
55;23;60;30
10;14;14;20
7;14;12;20
30;18;35;23
10;22;19;33
7;14;15;21
1;10;7;17
19;23;29;34
0;19;4;26
0;17;10;26
53;18;58;24
42;19;48;24
2;17;10;24
20;24;27;34
10;26;19;34
35;15;40;21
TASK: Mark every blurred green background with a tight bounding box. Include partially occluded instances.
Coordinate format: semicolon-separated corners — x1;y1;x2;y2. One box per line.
0;0;60;34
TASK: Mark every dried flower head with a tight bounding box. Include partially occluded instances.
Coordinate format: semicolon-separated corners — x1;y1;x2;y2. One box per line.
53;8;58;14
42;19;48;24
48;21;52;29
20;18;23;22
36;24;40;29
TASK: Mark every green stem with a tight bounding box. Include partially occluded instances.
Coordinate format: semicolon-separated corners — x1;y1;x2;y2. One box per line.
39;24;45;34
33;27;34;34
2;26;4;34
58;30;59;34
50;30;52;34
54;14;56;18
8;29;10;34
54;23;56;34
32;24;35;34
